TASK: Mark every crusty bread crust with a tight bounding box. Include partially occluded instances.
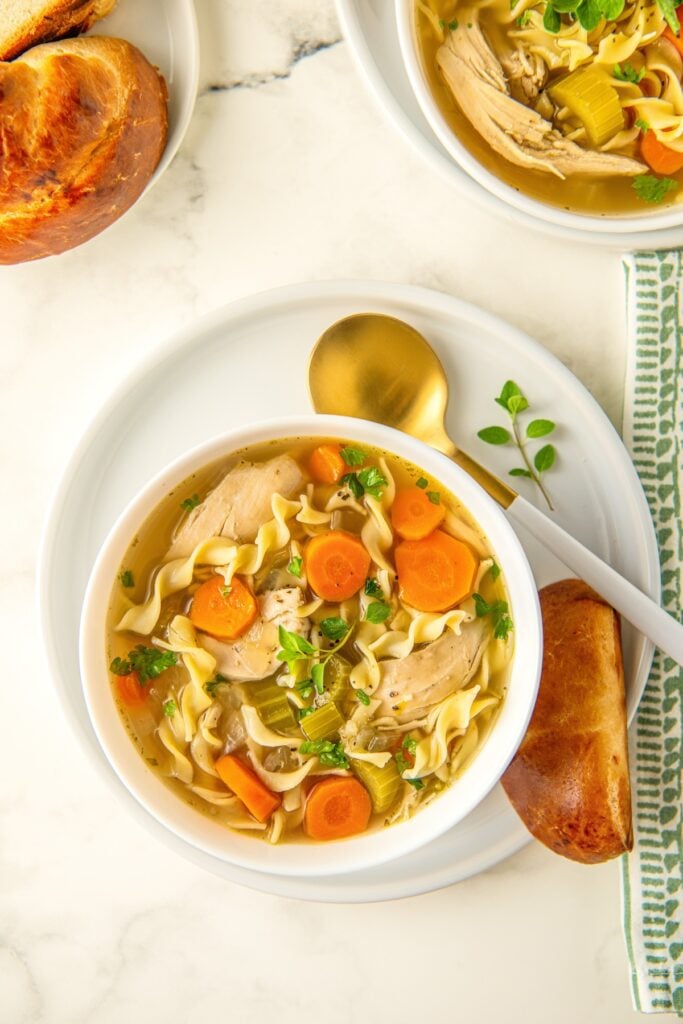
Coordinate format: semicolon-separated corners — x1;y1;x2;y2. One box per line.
0;0;116;61
0;36;168;264
502;578;633;864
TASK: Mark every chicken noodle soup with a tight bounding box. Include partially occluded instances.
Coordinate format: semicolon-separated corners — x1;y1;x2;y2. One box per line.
107;438;513;844
415;0;683;214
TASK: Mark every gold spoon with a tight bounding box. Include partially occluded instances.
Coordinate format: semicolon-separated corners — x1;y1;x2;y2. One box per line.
308;312;683;666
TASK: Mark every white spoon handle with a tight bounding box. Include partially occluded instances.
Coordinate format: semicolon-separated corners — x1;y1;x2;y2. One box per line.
507;495;682;665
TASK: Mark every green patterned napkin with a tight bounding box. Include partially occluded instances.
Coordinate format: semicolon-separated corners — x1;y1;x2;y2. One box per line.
622;251;683;1015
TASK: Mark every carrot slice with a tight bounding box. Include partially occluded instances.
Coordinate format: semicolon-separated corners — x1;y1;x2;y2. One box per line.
391;486;445;540
640;129;683;174
115;671;147;708
305;530;371;601
304;776;372;841
189;575;258;640
309;444;347;484
395;529;477;612
215;754;281;822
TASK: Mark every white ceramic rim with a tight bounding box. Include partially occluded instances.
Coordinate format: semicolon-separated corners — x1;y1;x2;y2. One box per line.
147;0;199;190
394;0;683;236
78;413;542;878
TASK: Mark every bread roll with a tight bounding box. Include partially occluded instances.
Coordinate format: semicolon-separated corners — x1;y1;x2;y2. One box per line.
502;578;632;863
0;36;167;264
0;0;116;61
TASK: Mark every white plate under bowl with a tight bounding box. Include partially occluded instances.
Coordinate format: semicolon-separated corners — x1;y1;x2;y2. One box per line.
91;0;199;189
336;0;683;250
38;280;659;903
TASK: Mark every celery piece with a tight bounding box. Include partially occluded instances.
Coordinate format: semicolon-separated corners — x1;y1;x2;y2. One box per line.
300;701;345;742
246;681;297;733
325;655;352;705
549;66;624;146
351;759;402;814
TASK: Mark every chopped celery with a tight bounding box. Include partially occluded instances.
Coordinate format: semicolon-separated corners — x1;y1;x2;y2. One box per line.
351;759;402;814
245;681;297;733
300;700;345;742
549;66;624;146
325;655;352;705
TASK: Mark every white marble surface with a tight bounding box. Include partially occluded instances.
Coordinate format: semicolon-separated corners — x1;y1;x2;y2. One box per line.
1;0;675;1020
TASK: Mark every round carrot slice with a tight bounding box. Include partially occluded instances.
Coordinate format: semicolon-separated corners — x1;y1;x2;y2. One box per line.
391;486;445;540
395;529;477;612
189;574;258;640
309;444;347;484
304;776;372;841
304;530;371;601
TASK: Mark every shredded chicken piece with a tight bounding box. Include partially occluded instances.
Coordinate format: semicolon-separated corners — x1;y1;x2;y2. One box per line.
198;587;309;682
500;47;547;103
437;15;644;178
374;619;487;723
168;455;304;558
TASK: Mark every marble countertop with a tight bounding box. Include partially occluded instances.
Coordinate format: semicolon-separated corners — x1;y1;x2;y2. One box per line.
2;1;675;1021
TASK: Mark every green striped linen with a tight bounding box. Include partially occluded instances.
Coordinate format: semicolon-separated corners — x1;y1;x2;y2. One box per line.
623;251;683;1015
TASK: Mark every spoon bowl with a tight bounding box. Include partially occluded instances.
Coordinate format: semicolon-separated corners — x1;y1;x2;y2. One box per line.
309;311;683;666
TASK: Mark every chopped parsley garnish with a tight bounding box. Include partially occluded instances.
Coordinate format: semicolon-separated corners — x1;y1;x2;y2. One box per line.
180;494;200;512
219;584;232;599
119;570;134;588
416;477;429;489
427;490;441;505
635;118;650;134
364;577;383;598
356;689;371;706
163;699;177;717
277;623;353;697
407;778;425;790
490;562;501;580
516;10;531;25
447;17;458;28
300;739;349;769
288;556;303;578
395;736;417;775
365;601;392;624
205;673;228;697
319;616;349;642
633;174;679;205
109;645;177;683
340;445;366;467
472;593;514;641
614;62;644;83
298;706;315;720
342;466;389;500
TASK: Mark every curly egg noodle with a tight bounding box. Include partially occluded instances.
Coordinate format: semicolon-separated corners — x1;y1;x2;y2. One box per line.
416;0;683;212
106;440;513;843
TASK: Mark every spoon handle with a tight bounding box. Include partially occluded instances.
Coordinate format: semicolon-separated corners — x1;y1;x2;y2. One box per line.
507;496;682;665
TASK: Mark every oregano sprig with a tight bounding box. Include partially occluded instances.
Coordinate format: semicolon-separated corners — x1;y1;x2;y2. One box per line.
477;380;557;511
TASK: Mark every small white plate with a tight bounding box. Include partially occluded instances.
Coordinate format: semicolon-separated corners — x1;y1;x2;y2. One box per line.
92;0;199;188
38;280;659;903
336;0;683;250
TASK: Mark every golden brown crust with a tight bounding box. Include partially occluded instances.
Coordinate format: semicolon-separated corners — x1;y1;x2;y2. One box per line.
502;578;633;864
0;36;168;264
0;0;117;62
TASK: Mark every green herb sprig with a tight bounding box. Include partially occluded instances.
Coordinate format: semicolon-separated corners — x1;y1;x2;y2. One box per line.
110;645;177;683
633;174;679;205
119;570;135;588
477;380;557;511
277;621;353;698
472;593;514;641
180;494;200;512
299;739;349;769
341;465;388;500
542;0;624;34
